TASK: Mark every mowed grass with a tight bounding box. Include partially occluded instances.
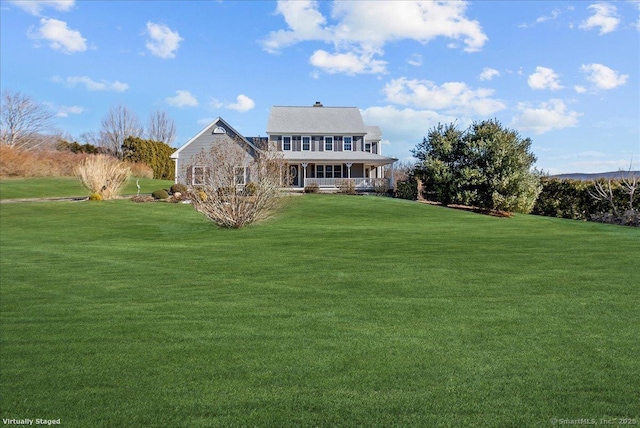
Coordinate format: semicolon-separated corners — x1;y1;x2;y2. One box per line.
0;195;638;427
0;177;174;200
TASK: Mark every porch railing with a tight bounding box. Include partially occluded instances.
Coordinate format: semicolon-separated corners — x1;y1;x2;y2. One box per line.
303;177;390;190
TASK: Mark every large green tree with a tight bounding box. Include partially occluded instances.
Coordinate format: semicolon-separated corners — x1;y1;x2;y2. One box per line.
121;136;175;180
413;120;541;213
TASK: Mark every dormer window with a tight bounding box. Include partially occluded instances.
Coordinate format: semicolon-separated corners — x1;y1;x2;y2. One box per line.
343;136;353;151
365;142;372;153
283;136;292;151
324;136;333;151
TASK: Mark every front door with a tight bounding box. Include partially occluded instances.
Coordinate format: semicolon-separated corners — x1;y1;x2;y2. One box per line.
289;165;299;187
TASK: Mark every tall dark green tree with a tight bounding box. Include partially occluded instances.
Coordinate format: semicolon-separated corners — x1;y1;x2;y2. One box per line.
413;120;541;213
122;136;175;180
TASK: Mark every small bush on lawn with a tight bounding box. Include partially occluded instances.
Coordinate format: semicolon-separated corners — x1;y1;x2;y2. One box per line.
74;155;131;200
130;195;154;203
152;189;169;200
170;183;188;194
373;178;390;195
88;193;102;201
337;179;356;194
304;183;320;193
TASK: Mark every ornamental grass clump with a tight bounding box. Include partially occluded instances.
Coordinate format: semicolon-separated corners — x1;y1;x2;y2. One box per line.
74;154;130;200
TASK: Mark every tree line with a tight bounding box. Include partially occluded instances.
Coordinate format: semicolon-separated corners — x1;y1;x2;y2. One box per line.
0;90;176;179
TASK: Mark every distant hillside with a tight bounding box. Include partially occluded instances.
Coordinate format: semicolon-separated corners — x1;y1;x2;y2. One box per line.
550;171;640;181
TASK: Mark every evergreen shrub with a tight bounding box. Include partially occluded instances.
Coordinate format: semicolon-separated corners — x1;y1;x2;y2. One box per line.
151;189;169;200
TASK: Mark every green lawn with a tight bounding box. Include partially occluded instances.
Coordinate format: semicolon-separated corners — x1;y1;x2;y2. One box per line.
0;176;174;199
1;195;638;427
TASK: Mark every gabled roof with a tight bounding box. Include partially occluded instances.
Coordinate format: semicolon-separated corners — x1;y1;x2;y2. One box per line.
365;126;382;142
170;117;258;159
266;106;367;135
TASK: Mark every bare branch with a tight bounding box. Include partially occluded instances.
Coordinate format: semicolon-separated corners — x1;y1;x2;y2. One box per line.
146;110;176;145
189;137;285;228
0;90;56;150
100;104;143;158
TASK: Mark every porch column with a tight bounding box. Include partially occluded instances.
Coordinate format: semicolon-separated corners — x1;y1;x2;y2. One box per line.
345;162;352;179
301;163;308;187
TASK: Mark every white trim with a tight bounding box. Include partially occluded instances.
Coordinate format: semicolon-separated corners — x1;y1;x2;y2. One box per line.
192;165;209;186
282;135;292;151
301;135;311;151
324;136;334;152
343;136;353;151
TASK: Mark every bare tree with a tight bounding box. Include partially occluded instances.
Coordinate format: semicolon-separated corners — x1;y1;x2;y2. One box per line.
0;90;56;150
146;110;176;145
189;138;285;228
620;167;638;212
100;104;143;158
588;178;619;216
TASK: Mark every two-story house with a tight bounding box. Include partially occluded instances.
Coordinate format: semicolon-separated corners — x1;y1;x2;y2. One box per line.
266;102;397;189
171;103;397;191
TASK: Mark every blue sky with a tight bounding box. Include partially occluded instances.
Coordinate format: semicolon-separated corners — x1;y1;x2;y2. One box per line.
1;0;638;174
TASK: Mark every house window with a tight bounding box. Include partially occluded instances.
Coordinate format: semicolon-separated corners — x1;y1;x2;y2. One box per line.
302;136;311;151
192;166;210;185
316;165;342;179
365;142;372;153
324;136;333;151
283;136;292;151
235;166;247;185
343;136;353;151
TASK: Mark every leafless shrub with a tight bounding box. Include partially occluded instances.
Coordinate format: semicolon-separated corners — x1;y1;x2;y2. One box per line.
372;178;390;194
189;138;285;228
337;179;356;194
620;168;638;212
74;155;131;200
588;178;620;216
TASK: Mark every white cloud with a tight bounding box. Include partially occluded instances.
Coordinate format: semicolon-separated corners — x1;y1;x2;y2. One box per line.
479;67;500;81
579;3;620;34
31;18;86;54
55;105;84;118
511;99;581;134
145;22;183;59
226;95;255;112
580;63;628;90
53;76;128;92
262;0;330;53
528;66;563;90
166;90;199;108
382;77;506;116
574;85;587;94
10;0;74;16
407;53;423;67
310;49;387;75
262;0;487;75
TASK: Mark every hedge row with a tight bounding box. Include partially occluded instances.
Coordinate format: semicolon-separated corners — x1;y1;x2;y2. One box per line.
531;177;638;221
